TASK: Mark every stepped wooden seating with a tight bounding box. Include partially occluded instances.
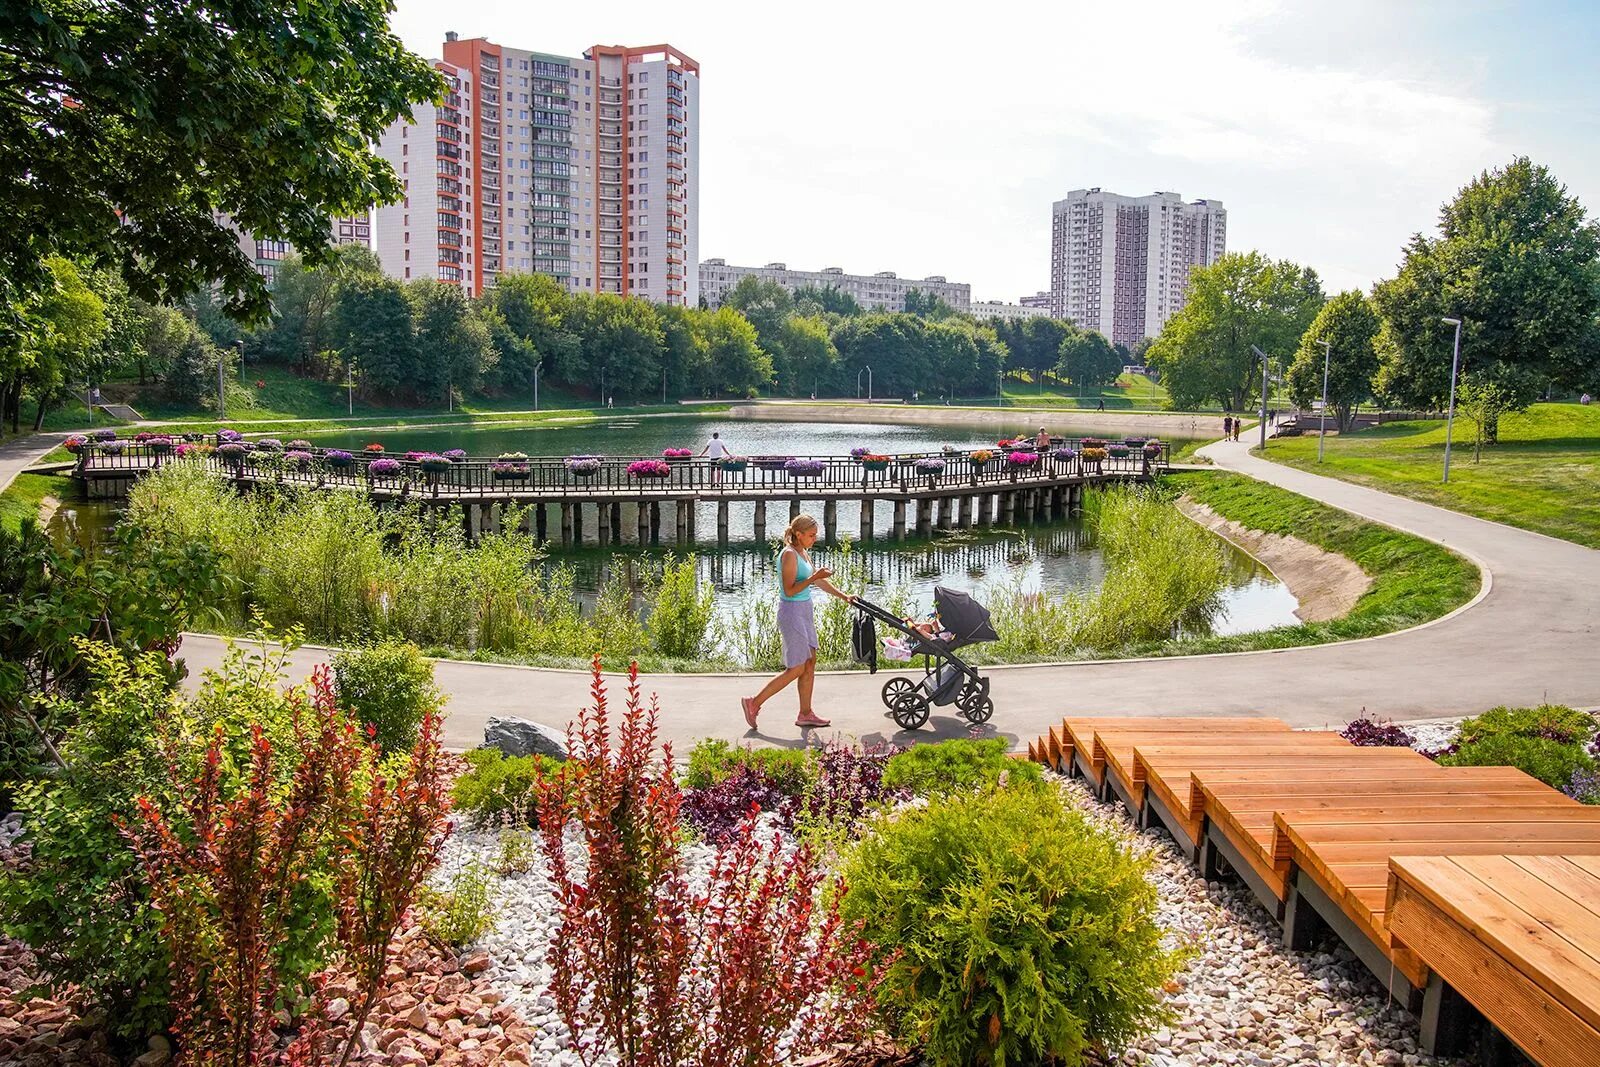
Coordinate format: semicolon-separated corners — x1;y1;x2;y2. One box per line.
1387;855;1600;1066
1054;715;1290;790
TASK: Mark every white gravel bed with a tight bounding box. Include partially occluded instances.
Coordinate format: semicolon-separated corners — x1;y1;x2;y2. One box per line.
432;781;1474;1067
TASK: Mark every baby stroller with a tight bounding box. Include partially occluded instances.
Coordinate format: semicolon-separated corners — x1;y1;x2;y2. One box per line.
853;585;999;730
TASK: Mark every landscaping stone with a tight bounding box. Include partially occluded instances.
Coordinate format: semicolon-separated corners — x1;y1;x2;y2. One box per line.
482;717;568;760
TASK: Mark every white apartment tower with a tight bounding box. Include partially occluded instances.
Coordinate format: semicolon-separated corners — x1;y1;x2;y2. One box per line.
1050;189;1226;347
374;35;700;305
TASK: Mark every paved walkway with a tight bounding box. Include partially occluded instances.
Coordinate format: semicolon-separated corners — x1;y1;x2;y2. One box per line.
172;436;1600;751
0;432;67;495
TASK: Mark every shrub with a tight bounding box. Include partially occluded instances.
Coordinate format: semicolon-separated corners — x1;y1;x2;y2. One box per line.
682;738;817;794
647;552;714;659
882;739;1043;797
682;765;797;845
496;826;538;875
331;640;445;752
451;747;558;828
418;860;495;946
1439;704;1598;788
842;787;1179;1067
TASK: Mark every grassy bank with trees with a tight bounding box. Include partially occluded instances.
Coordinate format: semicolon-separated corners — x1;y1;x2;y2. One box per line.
1262;403;1600;548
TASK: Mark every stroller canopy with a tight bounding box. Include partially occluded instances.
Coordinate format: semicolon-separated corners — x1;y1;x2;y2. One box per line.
934;585;999;645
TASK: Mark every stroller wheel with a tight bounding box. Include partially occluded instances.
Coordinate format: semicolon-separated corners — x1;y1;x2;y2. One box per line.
956;677;991;712
962;697;995;725
880;677;916;709
889;692;930;731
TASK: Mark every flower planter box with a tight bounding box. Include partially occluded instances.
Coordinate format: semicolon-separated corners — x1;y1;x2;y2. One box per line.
753;456;793;472
367;459;403;480
628;460;672;480
720;459;749;472
861;459;890;473
785;460;825;478
325;451;355;470
492;468;531;482
1108;445;1131;459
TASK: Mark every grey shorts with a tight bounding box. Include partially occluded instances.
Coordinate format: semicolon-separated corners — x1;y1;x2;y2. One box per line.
777;597;818;668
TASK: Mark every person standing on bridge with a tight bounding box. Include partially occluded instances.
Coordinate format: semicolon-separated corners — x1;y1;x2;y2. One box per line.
1034;426;1051;451
700;430;730;483
742;515;856;732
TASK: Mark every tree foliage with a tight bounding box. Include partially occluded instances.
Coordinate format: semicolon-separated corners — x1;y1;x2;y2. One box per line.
0;0;441;326
1287;291;1382;432
1373;158;1600;422
1147;252;1324;411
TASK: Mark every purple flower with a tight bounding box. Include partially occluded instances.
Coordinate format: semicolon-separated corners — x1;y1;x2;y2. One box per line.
416;453;452;472
1340;717;1416;747
443;448;468;462
92;428;117;441
914;457;945;474
1052;447;1077;462
217;429;242;443
325;449;354;468
850;446;873;460
284;449;314;468
287;439;314;450
567;457;601;476
1007;451;1040;466
367;458;402;478
256;437;284;451
784;458;825;477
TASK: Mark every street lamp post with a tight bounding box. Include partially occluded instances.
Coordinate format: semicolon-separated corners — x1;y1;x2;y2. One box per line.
998;367;1004;408
1250;345;1270;450
533;360;540;412
1441;317;1463;483
346;362;354;416
662;366;667;405
217;345;228;421
867;365;873;402
1316;339;1332;463
857;365;873;401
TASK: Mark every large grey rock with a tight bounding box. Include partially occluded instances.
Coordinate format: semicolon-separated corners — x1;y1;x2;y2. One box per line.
483;716;568;760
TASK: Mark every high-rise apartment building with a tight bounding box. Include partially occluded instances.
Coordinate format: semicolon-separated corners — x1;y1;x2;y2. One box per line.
375;35;700;305
1049;189;1226;347
698;260;971;313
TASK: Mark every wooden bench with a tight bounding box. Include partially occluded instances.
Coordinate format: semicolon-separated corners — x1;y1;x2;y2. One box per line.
1388;854;1600;1067
1278;810;1600;1004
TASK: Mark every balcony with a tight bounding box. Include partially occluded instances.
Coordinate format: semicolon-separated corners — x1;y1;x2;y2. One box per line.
599;138;622;152
481;159;499;175
599;204;622;217
481;105;500;121
599;168;621;183
600;106;622;120
482;175;499;190
482;121;500;138
599;76;621;87
483;223;500;239
480;72;499;89
436;142;461;160
599;121;622;137
483;208;500;223
481;139;499;156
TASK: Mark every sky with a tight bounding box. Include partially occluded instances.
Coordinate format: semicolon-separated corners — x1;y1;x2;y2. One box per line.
389;0;1600;302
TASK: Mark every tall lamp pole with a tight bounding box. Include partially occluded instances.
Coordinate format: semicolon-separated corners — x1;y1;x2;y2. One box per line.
1250;345;1270;449
867;365;873;402
1315;339;1332;463
533;360;540;412
1441;317;1463;483
346;361;354;416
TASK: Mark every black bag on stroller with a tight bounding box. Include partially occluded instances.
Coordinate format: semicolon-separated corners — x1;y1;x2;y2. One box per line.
851;612;877;673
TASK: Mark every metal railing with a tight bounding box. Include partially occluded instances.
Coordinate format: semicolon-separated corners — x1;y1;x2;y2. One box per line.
73;438;1169;499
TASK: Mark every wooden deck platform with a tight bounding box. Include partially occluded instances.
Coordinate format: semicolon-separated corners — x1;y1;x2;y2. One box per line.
1027;715;1600;1066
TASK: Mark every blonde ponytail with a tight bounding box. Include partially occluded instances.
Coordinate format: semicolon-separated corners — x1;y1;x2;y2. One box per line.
782;514;818;547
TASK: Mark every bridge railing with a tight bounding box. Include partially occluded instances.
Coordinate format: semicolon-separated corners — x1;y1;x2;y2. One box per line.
71;438;1168;495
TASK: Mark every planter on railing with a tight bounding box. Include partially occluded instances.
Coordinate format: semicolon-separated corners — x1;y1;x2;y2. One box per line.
417;453;453;474
92;428;118;442
753;455;793;472
288;439;314;451
1080;437;1106;450
492;462;531;482
860;453;891;472
914;458;945;476
566;457;602;479
256;438;284;452
64;435;89;455
284;450;315;471
628;459;672;480
969;449;994;470
367;458;403;482
1007;450;1039;468
363;443;385;457
443;448;468;463
176;442;213;459
1081;447;1107;469
147;436;174;456
785;458;824;479
662;447;693;463
720;457;749;473
1108;444;1130;459
216;442;248;468
217;429;242;444
850;447;873;461
1052;447;1077;463
325;449;355;470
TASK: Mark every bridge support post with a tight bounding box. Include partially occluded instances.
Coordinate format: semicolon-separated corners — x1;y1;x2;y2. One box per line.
535;504;548;542
1035;489;1049;522
597;503;612;546
675;501;689;544
935;497;951;531
916;498;933;538
571;502;584;544
561;503;573;546
892;499;906;540
823;499;837;542
488;503;502;536
686;498;697;540
1001;492;1015;525
650;501;662;545
610;502;622;542
717;500;730;544
958;494;972;528
860;499;874;541
638;502;650;544
789;498;801;522
754;499;767;540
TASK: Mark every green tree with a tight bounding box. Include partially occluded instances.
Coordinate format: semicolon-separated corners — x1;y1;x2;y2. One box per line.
1057;328;1121;393
721;276;793;354
1147;252;1324;411
697;307;772;397
479;272;579;395
1287;291;1382;432
772;314;836;396
253;246;382;375
655;304;709;399
903;288;956;320
792;284;862;317
331;276;416;400
570;293;663;403
407;279;493;404
14;258;107;431
1372;158;1600;437
999;317;1075;389
0;0;441;326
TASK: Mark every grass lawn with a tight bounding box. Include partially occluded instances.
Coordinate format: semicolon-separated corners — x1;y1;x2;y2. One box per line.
983;372;1172;410
1262;403;1600;548
1153;471;1482;656
0;473;70;535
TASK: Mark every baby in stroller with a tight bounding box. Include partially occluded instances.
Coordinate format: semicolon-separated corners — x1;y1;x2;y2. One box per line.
882;612;950;661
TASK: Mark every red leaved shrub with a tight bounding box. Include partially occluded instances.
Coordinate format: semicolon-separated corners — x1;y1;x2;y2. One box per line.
537;656;886;1067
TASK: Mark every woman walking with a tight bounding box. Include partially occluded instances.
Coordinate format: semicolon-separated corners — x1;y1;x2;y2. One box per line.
742;515;855;730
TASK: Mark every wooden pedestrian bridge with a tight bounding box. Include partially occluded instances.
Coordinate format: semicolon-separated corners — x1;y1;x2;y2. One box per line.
70;436;1169;545
1028;718;1600;1067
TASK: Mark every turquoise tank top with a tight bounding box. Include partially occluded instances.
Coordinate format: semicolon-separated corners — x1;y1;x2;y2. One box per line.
780;547;813;601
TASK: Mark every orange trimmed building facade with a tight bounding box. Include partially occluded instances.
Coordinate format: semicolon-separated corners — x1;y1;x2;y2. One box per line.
375;34;699;306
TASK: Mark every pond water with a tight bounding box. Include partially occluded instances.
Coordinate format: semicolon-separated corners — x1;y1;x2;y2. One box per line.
50;415;1300;642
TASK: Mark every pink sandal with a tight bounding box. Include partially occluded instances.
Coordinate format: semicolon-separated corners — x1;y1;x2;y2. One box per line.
742;697;759;729
795;712;831;728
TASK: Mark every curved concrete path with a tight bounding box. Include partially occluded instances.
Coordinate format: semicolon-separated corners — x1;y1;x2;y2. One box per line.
168;436;1600;751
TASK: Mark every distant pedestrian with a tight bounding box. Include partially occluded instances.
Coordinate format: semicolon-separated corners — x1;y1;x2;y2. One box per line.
89;385;101;407
1096;399;1105;412
607;395;614;409
1222;415;1233;440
